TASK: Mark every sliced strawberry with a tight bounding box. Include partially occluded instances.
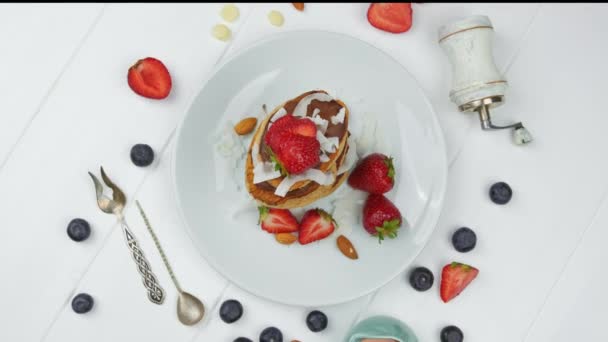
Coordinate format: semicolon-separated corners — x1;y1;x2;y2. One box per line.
275;134;320;174
265;115;317;153
298;209;337;245
265;115;297;152
367;3;413;34
127;57;172;99
258;206;299;234
440;262;479;303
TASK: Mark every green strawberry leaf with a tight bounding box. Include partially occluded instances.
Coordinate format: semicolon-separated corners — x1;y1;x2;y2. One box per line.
268;148;289;177
375;218;401;244
257;206;269;225
384;156;395;181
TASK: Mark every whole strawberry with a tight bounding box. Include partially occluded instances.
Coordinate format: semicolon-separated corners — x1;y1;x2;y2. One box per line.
362;194;402;243
348;153;395;194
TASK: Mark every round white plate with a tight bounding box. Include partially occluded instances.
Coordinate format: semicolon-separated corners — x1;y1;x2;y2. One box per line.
173;31;447;307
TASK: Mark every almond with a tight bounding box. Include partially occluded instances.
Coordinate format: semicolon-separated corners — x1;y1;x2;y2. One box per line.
337;235;358;260
292;2;304;11
276;233;297;245
234;117;257;135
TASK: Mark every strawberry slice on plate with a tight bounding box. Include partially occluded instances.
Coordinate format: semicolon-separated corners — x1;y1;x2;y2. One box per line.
127;57;172;99
440;262;479;303
299;209;337;245
258;206;299;234
367;3;413;34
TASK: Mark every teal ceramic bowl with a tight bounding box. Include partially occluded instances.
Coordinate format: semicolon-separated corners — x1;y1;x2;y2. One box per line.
345;315;418;342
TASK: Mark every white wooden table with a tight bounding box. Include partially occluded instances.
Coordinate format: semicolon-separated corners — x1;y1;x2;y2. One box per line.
2;3;607;341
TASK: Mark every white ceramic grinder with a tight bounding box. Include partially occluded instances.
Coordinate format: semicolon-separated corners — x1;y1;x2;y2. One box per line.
439;15;533;145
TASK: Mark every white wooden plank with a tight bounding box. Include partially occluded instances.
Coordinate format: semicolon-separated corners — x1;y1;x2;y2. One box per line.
0;3;251;341
0;4;104;165
198;284;372;342
221;3;541;164
523;198;608;342
44;139;229;342
361;4;608;341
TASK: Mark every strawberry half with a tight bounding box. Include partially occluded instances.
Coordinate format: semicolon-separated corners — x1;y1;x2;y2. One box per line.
285;118;317;138
127;57;172;99
362;194;402;243
258;206;299;234
367;3;413;34
348;153;395;194
265;115;297;150
440;262;479;303
274;134;320;175
298;209;337;245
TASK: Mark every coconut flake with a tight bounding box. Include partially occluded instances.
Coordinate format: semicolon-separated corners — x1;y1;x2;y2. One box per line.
312;108;321;117
307;115;328;134
274;169;335;197
316;131;339;154
331;107;346;125
253;162;281;184
320;152;330;163
292;92;335;117
338;136;358;175
251;143;281;184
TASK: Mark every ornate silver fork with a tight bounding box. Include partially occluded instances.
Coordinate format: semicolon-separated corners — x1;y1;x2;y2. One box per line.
88;166;165;305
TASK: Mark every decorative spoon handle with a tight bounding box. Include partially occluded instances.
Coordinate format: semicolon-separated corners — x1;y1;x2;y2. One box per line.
121;218;165;305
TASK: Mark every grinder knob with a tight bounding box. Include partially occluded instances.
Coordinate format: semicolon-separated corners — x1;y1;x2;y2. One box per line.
438;15;532;145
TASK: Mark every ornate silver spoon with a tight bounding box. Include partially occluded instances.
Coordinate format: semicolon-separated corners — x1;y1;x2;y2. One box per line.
135;200;205;325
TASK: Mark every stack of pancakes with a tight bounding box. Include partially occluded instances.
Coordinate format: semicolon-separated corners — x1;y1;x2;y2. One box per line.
245;90;352;209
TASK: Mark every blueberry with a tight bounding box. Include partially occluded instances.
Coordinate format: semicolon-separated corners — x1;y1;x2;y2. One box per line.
489;181;512;205
259;327;283;342
67;218;91;242
130;144;155;167
71;293;94;314
452;227;477;253
440;325;464;342
219;299;243;323
409;266;434;291
233;338;252;342
306;310;328;332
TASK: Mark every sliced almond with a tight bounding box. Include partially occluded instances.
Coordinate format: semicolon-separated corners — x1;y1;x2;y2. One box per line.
337;235;358;260
276;233;297;245
292;3;304;11
234;117;257;135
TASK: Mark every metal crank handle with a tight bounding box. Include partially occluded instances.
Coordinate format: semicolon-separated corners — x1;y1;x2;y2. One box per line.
120;219;165;305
